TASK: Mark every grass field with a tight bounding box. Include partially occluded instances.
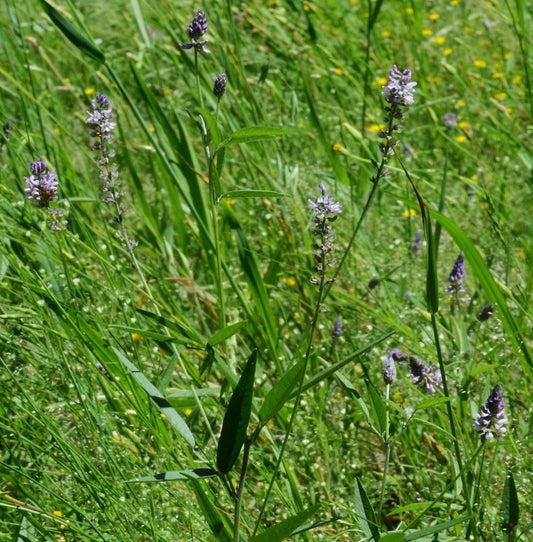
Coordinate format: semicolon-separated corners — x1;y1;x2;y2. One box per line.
0;0;532;540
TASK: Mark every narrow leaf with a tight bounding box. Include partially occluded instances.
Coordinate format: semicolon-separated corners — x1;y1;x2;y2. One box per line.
424;213;439;314
220;126;292;148
250;505;320;542
127;468;218;483
216;350;257;474
404;515;472;541
259;360;305;424
38;0;105;62
207;321;246;347
366;379;387;435
354;477;380;541
221;189;287;199
501;470;519;536
379;534;405;542
114;348;195;447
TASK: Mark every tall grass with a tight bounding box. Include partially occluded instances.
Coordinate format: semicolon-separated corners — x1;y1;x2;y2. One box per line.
1;0;532;540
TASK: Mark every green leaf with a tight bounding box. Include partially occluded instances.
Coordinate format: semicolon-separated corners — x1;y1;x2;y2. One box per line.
219;126;292;148
113;348;195;448
220;189;287;199
198;109;222;148
250;505;320;542
403;515;472;541
424;213;439;314
191;480;233;541
207;321;246;347
501;470;519;536
127;468;218;483
259;360;305;424
334;372;371;423
216;350;257;474
37;0;105;62
354;477;380;541
415;396;451;411
136;308;204;344
379;533;405;542
366;379;387;435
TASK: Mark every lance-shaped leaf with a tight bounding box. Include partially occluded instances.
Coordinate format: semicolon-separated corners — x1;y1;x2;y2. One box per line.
127;468;218;483
216;350;257;474
259;359;305;424
354;477;380;542
114;347;195;448
38;0;105;62
501;470;519;537
250;504;320;542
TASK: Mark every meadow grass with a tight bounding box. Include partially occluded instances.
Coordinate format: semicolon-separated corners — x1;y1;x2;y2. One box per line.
0;0;532;540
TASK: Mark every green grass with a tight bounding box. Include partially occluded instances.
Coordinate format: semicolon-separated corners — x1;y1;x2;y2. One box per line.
1;0;532;540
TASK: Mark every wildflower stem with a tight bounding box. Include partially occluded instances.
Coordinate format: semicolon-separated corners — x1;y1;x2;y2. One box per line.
195;49;203;109
252;274;327;536
232;438;252;542
377;383;392;521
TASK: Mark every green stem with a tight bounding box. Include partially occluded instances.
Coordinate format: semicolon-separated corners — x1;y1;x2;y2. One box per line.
233;438;252;541
377;383;392;521
195;48;203;109
252;272;327;536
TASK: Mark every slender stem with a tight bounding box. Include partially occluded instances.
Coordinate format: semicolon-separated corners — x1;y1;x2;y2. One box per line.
252;272;327;536
195;49;203;109
377;383;392;521
233;438;252;541
431;313;478;541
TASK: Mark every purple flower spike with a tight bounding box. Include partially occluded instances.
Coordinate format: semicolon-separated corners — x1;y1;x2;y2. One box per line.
214;72;227;98
446;252;466;295
409;356;442;395
180;10;210;54
24;160;59;208
382;351;398;385
474;384;507;442
308;183;342;284
382;65;417;106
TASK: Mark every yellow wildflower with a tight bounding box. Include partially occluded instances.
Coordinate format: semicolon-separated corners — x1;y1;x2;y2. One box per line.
474;60;486;68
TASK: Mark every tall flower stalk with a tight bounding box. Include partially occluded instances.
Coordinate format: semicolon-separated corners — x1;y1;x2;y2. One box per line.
252;184;342;536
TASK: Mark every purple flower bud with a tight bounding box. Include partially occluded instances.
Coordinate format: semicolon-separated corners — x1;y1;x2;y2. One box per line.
382;351;397;384
443;112;457;129
473;384;507;442
331;315;343;338
446;252;466;295
412;229;422;253
214;72;227;98
180;10;210;54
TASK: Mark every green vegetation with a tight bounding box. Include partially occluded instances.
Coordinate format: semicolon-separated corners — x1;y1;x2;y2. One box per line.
1;0;531;540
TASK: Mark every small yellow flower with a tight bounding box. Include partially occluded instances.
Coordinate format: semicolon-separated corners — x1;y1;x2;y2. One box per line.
443;48;453;56
458;121;471;129
455;134;467;143
493;92;507;100
406;7;414;14
54;511;63;517
493;71;505;79
160;413;167;420
132;333;144;342
474;60;486;68
506;107;513;113
403;209;417;218
185;407;193;416
381;30;391;38
148;125;155;133
54;128;61;136
378;77;388;86
422;28;433;36
432;76;442;83
471;175;478;182
335;68;343;76
164;88;172;96
504;52;510;59
303;4;310;11
283;277;296;286
512;75;522;84
332;143;342;152
493;61;502;69
451;0;459;5
517;250;525;258
85;88;95;96
369;123;385;132
456;100;466;107
433;36;446;45
429;13;439;20
464;26;474;33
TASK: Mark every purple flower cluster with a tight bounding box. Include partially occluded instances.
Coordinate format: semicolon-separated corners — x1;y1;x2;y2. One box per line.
23;159;63;230
180;10;210;54
409;356;443;395
474;384;507;442
382;65;417;107
330;315;343;339
308;183;342;284
446;252;466;295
